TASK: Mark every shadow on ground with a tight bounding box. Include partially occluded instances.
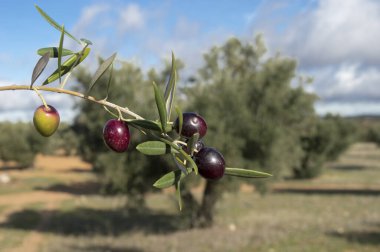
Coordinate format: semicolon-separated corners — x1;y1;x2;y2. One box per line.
66;245;143;252
35;181;101;195
273;187;380;195
327;223;380;245
344;153;380;160
65;168;93;173
0;165;28;171
0;207;187;236
329;164;369;171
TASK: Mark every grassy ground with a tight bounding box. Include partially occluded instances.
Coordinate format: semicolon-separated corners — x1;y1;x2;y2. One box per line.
0;143;380;251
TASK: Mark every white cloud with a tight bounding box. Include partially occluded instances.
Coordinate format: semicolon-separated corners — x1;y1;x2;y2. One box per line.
316;63;380;102
251;0;380;115
316;101;380;116
73;3;111;36
289;0;380;66
69;2;230;77
119;4;145;33
254;0;380;66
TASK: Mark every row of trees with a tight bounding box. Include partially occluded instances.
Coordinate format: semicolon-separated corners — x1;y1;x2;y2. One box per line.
353;117;380;145
0;122;78;168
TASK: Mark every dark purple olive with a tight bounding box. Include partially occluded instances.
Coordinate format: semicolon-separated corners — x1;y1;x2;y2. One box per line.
103;119;130;153
194;147;225;180
174;112;207;138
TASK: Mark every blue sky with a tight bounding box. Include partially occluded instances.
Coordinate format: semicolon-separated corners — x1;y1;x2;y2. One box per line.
0;0;379;121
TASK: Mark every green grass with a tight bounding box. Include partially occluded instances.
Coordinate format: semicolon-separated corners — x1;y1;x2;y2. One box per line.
0;203;46;251
0;176;63;195
38;192;380;252
0;205;7;215
1;143;380;252
0;229;30;251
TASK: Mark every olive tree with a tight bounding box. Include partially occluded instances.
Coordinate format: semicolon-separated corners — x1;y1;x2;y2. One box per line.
184;36;318;227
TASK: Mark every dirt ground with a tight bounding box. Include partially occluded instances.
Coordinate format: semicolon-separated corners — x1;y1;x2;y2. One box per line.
0;154;93;252
0;143;379;252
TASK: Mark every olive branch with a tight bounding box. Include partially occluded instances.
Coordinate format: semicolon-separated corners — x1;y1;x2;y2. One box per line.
0;5;272;210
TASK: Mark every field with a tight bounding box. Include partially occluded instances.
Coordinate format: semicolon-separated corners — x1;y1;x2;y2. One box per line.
0;142;379;252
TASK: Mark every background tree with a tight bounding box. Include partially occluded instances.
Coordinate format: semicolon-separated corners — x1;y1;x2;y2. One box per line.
0;122;47;168
293;114;357;178
42;123;80;156
184;36;318;227
72;60;180;208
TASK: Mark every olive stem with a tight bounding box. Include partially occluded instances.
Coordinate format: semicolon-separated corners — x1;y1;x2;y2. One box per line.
116;107;123;120
32;87;49;109
174;140;187;146
0;85;144;120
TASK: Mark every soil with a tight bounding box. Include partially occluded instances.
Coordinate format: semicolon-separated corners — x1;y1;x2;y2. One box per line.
0;155;92;252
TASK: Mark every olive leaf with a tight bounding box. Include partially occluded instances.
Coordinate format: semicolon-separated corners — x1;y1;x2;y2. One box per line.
58;24;65;84
105;63;113;100
152;81;167;133
179;148;198;175
225;167;272;178
175;105;183;135
172;153;188;174
153;170;185;189
127;119;162;132
164;52;177;121
35;5;81;45
136;141;179;155
37;47;74;58
157;137;198;174
187;133;199;156
176;179;183;211
88;53;117;94
42;47;91;85
31;51;50;87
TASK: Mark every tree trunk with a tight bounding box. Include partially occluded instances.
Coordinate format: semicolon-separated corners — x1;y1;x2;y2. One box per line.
181;187;199;228
191;180;223;228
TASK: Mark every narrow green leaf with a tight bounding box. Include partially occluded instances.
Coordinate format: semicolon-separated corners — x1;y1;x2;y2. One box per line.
127;119;162;131
225;167;272;178
175;105;183;135
179;149;198;174
153;170;184;189
105;64;113;100
157;136;197;174
37;47;74;58
58;25;65;84
136;141;178;155
172;153;188;174
42;47;91;85
35;5;81;45
88;53;117;94
31;51;50;87
152;81;167;133
164;52;177;120
187;133;199;156
176;179;183;211
60;46;89;88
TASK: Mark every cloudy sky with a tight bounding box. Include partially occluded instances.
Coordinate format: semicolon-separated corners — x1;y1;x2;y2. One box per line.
0;0;379;121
